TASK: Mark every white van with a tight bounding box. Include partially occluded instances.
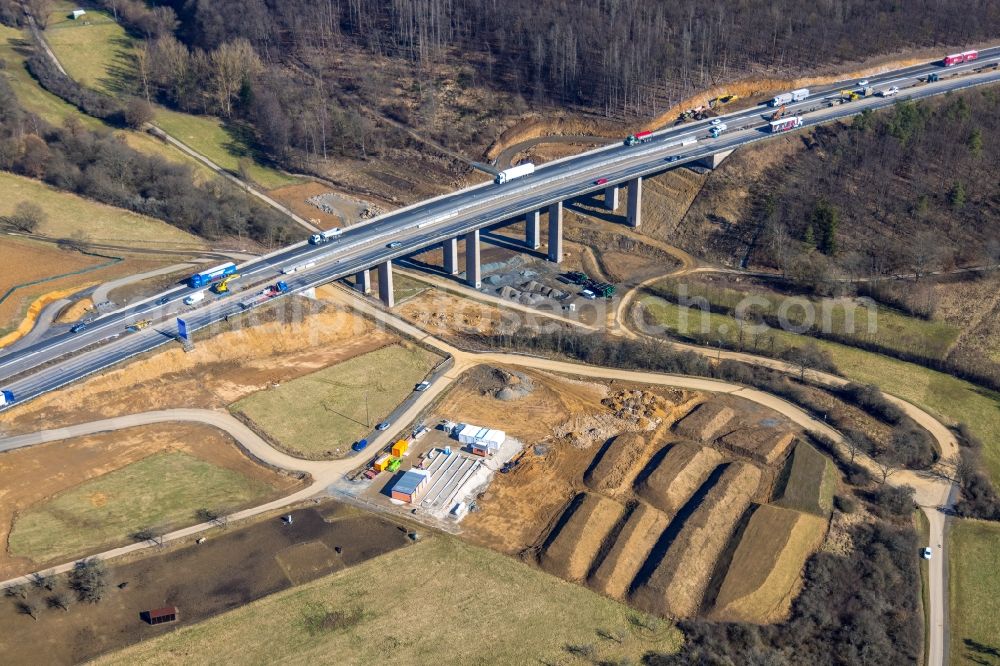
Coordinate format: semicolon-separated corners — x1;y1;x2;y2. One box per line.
184;291;205;306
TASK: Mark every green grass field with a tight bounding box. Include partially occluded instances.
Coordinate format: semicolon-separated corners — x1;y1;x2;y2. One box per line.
949;520;1000;663
641;296;1000;484
8;451;274;564
0;24;104;129
776;442;835;516
96;535;682;665
44;4;133;96
153;106;301;190
0;171;207;247
232;344;441;458
651;279;959;361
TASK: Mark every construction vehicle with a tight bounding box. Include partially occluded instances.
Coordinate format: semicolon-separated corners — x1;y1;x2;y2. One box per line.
126;319;152;333
712;94;738;107
840;90;860;102
769;104;787;121
926;73;940;83
212;273;240;294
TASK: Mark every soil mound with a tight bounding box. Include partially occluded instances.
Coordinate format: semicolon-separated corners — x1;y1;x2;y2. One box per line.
635;442;724;516
674;403;737;441
718;427;797;465
630;462;762;618
538;493;624;582
584;432;649;496
589;503;670;599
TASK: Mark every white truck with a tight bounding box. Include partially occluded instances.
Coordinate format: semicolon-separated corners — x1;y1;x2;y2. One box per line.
770;88;809;106
183;291;205;306
709;123;728;138
878;86;900;97
309;228;343;245
495;162;535;185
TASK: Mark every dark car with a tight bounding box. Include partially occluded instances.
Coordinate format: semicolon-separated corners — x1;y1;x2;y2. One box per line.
157;296;171;305
387;241;403;249
375;421;391;431
70;322;88;333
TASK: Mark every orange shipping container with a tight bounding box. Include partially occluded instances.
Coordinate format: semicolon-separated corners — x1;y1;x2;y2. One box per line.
392;439;409;457
374;454;392;472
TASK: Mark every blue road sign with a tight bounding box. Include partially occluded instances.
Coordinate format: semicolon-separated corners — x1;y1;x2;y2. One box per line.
177;317;188;340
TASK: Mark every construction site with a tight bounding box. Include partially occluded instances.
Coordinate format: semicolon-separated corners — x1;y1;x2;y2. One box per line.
419;365;837;624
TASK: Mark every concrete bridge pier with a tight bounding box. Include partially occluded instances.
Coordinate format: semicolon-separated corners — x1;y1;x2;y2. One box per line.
604;185;619;211
696;149;734;170
465;229;481;288
626;177;642;228
443;237;459;275
525;210;541;249
547;202;563;263
378;260;394;307
355;268;371;294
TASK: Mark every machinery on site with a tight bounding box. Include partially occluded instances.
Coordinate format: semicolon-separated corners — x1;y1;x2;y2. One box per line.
624;130;653;146
770;88;809;107
212;273;241;295
769;104;787;121
309;227;343;245
840;90;860;102
494;162;535;185
238;281;289;310
126;319;152;333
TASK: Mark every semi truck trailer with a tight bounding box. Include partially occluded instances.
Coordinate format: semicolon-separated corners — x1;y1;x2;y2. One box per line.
770;88;809;106
624;130;653;146
494;162;535;184
309;228;343;245
943;50;978;66
188;262;237;288
769;116;804;133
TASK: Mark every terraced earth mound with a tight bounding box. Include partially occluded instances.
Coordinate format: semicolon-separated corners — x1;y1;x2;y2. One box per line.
774;442;836;516
538;493;624;582
719;427;797;466
630;462;762;618
589;503;670;599
584;432;650;496
635;442;724;516
711;504;829;623
673;403;738;441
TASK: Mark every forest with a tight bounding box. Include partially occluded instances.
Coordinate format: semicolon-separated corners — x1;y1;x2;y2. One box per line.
49;0;999;169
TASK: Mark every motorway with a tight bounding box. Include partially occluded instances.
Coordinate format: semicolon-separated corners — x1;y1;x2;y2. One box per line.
2;49;1000;408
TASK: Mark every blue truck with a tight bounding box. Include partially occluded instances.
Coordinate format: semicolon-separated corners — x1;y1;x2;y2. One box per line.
188;262;237;288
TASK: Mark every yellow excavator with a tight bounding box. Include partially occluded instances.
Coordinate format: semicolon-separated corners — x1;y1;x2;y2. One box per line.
212;273;241;294
840;89;860;102
769;104;787;121
126;319;152;333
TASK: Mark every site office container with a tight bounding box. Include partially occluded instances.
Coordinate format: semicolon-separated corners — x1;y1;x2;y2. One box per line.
392;439;409;457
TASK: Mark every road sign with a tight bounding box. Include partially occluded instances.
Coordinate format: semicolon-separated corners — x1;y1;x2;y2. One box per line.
176;317;189;341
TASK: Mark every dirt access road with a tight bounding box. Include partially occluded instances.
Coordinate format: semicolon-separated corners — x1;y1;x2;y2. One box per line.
1;284;956;666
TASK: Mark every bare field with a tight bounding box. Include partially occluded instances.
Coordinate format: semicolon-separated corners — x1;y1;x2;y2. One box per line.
2;300;391;434
0;422;302;579
712;504;829;623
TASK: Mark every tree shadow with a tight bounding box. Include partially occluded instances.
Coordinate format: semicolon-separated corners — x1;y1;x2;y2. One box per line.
97;36;141;97
964;637;1000;663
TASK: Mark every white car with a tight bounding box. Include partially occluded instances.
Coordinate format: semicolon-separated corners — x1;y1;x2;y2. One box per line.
857;79;869;87
880;86;900;97
414;381;431;392
921;547;933;560
710;118;723;125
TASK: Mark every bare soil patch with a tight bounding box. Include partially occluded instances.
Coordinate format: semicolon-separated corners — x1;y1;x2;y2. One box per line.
674;403;738;441
0;505;410;665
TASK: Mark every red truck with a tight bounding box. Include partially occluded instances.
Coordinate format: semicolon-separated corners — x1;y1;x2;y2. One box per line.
943;50;978;66
624;130;653;146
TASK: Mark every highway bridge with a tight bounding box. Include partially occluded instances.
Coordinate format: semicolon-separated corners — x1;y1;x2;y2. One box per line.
2;48;1000;409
